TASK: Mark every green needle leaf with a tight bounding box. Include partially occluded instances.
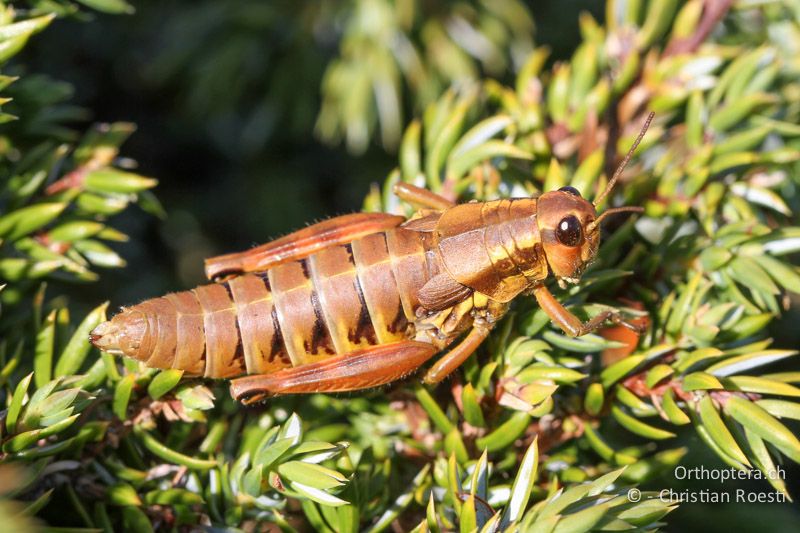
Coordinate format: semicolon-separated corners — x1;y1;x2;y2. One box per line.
697;395;751;467
726;396;800;464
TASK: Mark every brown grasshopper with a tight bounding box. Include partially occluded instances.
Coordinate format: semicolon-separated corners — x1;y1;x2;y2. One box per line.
91;114;654;404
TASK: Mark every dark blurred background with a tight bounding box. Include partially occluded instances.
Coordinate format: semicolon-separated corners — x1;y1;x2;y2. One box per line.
17;1;799;530
19;0;601;308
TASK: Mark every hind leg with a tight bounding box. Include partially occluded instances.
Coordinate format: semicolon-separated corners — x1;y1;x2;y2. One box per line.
230;341;437;404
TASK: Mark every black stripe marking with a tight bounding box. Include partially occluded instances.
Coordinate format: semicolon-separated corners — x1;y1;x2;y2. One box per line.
223;282;246;372
257;271;271;291
232;343;245;373
307;289;335;355
343;243;355;263
270;305;285;364
299;258;310;279
387;301;408;334
222;281;234;300
350;264;378;345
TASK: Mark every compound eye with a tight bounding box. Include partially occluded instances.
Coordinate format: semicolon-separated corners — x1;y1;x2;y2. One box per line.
556;215;582;246
559;186;581;197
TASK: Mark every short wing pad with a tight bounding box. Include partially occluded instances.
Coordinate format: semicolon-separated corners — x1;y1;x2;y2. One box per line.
205;212;404;280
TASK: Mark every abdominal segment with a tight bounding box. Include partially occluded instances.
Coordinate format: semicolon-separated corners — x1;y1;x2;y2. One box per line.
91;229;438;378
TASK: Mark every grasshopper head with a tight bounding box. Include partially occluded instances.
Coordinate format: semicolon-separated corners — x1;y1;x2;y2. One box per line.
537;187;600;286
536;112;654;288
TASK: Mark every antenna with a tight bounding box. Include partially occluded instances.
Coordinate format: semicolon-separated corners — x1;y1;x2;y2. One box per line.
586;206;644;234
593;112;655;207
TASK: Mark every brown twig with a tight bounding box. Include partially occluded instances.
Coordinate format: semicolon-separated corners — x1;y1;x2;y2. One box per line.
664;0;734;57
44;167;88;195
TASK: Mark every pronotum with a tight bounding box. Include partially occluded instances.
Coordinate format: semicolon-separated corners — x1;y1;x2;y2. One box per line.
90;113;655;404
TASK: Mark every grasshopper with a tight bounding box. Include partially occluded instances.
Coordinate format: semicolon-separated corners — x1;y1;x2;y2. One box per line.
91;113;654;403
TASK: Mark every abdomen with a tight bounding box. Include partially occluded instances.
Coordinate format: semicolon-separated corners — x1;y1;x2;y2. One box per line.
92;227;437;378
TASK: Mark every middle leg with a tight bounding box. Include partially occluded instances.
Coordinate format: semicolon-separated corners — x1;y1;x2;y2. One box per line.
422;326;490;384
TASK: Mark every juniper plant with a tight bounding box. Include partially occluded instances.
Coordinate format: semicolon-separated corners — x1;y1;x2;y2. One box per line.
2;1;800;531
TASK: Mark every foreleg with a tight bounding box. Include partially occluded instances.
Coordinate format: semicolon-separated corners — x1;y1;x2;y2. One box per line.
532;284;645;337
